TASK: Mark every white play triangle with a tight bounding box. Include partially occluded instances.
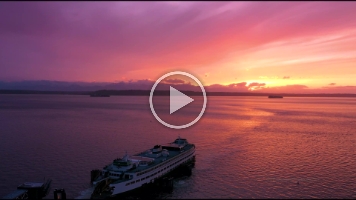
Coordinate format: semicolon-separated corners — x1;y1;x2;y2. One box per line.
169;86;194;114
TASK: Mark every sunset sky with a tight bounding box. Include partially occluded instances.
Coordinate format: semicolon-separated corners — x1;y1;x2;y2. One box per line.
1;2;356;93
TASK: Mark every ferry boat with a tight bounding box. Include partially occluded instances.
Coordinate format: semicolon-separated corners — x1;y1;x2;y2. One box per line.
90;137;196;198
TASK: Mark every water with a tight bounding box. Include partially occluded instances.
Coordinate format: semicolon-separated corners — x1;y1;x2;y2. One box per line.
0;95;355;199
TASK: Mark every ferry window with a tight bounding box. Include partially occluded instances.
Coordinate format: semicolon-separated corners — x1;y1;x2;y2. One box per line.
131;181;135;184
126;183;130;186
141;178;144;181
136;180;139;183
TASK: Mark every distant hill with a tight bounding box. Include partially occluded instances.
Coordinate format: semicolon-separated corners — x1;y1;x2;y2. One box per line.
1;80;356;97
1;89;356;97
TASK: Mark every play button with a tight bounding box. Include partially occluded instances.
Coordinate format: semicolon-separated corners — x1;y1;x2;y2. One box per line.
149;71;207;129
170;86;194;114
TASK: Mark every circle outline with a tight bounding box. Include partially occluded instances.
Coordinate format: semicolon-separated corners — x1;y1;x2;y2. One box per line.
149;71;207;129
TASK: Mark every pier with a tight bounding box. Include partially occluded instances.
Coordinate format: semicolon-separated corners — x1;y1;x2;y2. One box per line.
3;179;52;199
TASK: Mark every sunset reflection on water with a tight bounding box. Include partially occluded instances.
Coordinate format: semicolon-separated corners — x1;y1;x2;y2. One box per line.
0;95;355;198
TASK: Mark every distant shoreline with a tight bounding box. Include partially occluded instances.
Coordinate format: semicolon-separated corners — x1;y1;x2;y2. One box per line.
1;90;356;97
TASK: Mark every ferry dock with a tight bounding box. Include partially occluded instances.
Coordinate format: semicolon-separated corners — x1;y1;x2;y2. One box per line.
2;158;194;199
3;179;53;199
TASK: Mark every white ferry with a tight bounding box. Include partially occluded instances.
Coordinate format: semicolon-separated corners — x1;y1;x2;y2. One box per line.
90;137;196;198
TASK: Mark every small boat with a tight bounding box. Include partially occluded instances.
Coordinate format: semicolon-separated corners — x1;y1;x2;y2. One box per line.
268;95;283;98
90;94;110;97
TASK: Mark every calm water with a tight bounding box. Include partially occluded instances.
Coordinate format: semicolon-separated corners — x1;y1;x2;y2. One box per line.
0;95;355;199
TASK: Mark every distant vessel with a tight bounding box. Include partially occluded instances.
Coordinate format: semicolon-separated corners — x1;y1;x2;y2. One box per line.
268;95;283;98
90;137;195;198
90;94;110;97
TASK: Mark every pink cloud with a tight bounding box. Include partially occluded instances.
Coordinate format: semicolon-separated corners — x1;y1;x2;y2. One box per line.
163;79;186;84
259;85;309;93
228;82;247;88
248;82;266;87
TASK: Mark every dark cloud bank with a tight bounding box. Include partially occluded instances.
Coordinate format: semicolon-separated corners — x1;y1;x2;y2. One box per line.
1;80;356;94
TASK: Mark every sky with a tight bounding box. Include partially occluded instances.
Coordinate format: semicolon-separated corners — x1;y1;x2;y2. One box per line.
1;2;356;93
